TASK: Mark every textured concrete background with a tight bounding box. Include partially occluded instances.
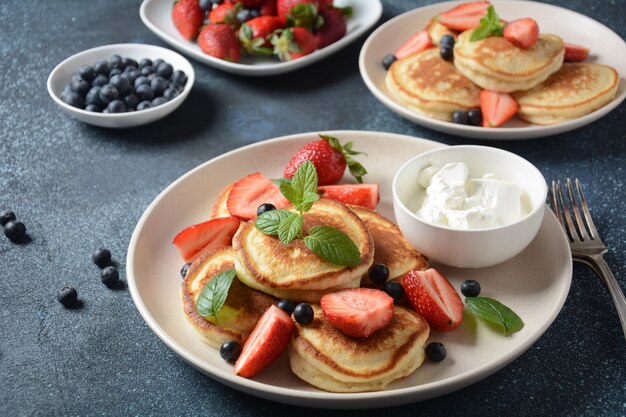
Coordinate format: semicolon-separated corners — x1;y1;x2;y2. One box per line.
1;0;625;416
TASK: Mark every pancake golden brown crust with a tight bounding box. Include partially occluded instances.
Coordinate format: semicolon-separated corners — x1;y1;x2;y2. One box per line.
350;206;428;285
210;182;234;218
233;199;374;302
182;246;276;348
513;63;619;124
289;304;430;392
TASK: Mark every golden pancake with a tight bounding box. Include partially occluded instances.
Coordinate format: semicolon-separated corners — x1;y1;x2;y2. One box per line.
514;63;619;125
210;182;234;218
425;19;457;46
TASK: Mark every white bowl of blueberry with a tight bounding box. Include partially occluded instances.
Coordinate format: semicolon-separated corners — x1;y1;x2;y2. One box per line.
47;43;195;128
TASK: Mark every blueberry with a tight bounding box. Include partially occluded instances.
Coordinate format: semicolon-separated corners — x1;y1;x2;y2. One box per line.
62;91;85;109
122;57;138;69
92;74;108;87
107;99;126;113
86;87;104;106
210;0;224;4
250;9;260;18
123;94;139;110
85;104;101;112
110;75;130;96
156;62;173;79
382;54;397;70
180;262;192;278
461;279;481;297
199;0;212;11
0;210;16;226
94;60;109;75
276;299;297;315
101;266;119;287
440;34;455;47
220;340;242;362
452;110;469;125
61;85;73;101
126;69;140;85
468;109;483;126
171;70;188;87
152;58;164;69
237;8;252;22
294;303;314;324
256;203;276;216
140;66;153;76
57;287;78;308
136;100;152;111
150;76;168;97
138;58;152;68
92;248;112;268
368;263;390;284
4;220;26;243
151;97;167;107
425;342;447;362
382;281;404;302
108;54;123;70
70;76;90;96
440;45;454;61
109;68;122;78
78;65;95;81
163;88;179;101
147;73;157;81
98;85;119;104
134;75;150;89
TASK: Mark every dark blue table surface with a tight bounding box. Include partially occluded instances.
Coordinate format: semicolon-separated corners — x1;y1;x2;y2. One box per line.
1;0;625;416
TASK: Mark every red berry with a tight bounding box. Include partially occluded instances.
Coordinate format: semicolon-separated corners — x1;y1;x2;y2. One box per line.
172;216;240;262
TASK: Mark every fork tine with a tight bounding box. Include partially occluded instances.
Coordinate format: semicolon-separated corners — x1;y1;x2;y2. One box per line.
575;178;598;240
549;180;564;226
555;180;576;242
566;178;590;241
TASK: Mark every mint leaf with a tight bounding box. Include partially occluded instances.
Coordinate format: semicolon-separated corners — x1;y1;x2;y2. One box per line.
196;268;237;324
272;178;292;187
278;212;303;245
292;160;318;197
298;190;320;212
279;182;300;207
303;225;361;267
465;296;524;336
470;5;504;42
255;209;291;235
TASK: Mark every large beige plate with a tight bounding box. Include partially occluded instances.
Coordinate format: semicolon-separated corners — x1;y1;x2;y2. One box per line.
359;1;626;139
127;131;572;408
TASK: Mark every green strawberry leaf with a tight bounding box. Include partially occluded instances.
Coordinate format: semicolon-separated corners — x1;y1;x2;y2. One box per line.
196;268;237;324
346;157;367;183
255;209;292;236
465;296;524;336
319;134;367;183
470;5;504;42
278;212;303;245
303;225;361;267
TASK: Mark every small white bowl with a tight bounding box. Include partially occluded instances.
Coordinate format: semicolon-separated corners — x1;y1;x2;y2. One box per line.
47;43;195;128
392;146;548;268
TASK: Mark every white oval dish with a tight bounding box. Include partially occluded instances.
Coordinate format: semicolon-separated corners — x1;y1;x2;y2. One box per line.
47;43;195;128
140;0;382;76
392;145;548;268
359;0;626;139
126;130;572;408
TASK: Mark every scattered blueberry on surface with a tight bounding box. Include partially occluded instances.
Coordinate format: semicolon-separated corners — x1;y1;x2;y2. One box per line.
368;263;390;284
294;303;314;324
180;262;192;279
382;280;404;302
276;299;297;315
92;248;112;268
461;279;481;297
57;287;78;308
425;342;447;362
468;109;482;126
452;110;469;125
382;54;397;70
0;210;16;226
220;340;242;363
101;266;120;288
256;203;276;216
4;220;26;243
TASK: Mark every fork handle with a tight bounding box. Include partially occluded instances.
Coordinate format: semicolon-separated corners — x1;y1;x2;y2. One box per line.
589;254;626;341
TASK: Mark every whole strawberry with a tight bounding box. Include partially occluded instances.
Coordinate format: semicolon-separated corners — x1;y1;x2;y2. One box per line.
283;134;367;185
209;3;240;28
239;16;284;55
172;0;204;40
198;24;242;62
271;27;317;61
259;0;277;16
315;6;349;49
277;0;322;29
226;0;262;7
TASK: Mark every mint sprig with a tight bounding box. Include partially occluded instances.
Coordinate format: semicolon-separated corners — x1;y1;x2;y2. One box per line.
320;135;367;183
465;296;524;336
303;226;361;267
278;212;303;245
196;268;237;325
470;5;504;42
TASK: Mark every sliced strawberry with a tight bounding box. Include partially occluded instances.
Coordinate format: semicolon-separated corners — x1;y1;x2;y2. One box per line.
564;42;589;62
402;269;463;332
438;1;490;31
394;30;433;60
320;288;394;338
172;216;240;262
234;305;294;378
226;173;290;220
317;184;380;209
503;18;538;49
480;90;519;128
172;0;204;40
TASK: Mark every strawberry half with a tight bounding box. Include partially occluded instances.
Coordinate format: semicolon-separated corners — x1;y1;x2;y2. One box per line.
234;305;295;378
503;18;539;49
171;0;204;40
226;172;290;220
564;42;589;62
320;288;394;338
317;184;380;209
394;30;433;60
172;216;240;262
480;90;519;128
402;269;463;332
438;1;490;31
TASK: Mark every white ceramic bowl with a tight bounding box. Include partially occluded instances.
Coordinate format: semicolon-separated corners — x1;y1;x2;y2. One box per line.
47;43;195;128
392;146;548;268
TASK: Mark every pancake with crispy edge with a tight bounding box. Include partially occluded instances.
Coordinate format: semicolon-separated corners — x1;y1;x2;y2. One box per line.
210;182;234;219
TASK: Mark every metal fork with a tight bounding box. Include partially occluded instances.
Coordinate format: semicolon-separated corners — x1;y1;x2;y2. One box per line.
550;178;626;341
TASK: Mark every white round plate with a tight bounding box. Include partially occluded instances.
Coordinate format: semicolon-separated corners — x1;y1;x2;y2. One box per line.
140;0;382;76
127;130;572;408
359;1;626;139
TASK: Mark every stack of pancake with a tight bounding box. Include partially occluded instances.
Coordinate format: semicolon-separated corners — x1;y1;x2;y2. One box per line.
386;22;619;125
182;194;431;391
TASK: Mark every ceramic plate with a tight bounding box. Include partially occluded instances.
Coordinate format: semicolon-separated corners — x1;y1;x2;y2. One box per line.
359;1;626;139
140;0;382;76
126;130;572;408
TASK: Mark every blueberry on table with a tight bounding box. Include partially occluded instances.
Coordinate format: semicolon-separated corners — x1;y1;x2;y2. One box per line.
109;75;130;96
461;279;481;297
368;263;390;284
57;287;78;308
171;70;187;87
94;60;109;75
220;340;242;363
276;299;297;315
92;74;108;87
294;303;314;324
150;76;167;97
86;87;104;106
0;210;16;226
62;91;85;109
440;45;453;61
92;248;112;268
107;100;126;113
136;100;152;111
138;58;152;68
452;110;469;125
156;62;173;79
180;262;192;279
85;104;101;112
78;64;95;81
101;266;119;287
382;280;404;302
123;94;139;110
440;34;455;48
98;84;119;104
4;220;26;243
382;54;397;70
425;342;447;362
468;109;482;126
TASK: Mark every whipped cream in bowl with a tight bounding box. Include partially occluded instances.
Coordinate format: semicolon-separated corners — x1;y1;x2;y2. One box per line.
392;146;547;268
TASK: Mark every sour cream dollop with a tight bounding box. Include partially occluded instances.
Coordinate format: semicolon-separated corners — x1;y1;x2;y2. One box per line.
415;162;528;229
